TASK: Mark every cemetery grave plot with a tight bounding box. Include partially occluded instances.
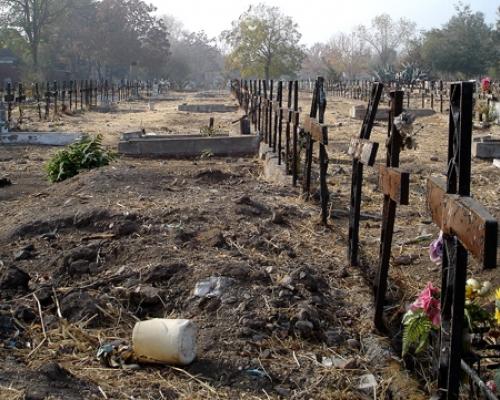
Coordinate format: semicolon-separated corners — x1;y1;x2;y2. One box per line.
3;90;240;146
0;88;498;399
0;149;424;399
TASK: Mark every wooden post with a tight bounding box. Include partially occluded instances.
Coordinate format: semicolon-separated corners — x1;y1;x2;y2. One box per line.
45;81;51;119
292;81;299;187
285;81;293;174
276;81;283;163
263;80;268;144
258;80;262;135
373;90;409;332
268;80;274;149
348;82;384;266
302;80;317;199
440;80;444;114
273;81;281;155
317;77;329;225
35;83;42;120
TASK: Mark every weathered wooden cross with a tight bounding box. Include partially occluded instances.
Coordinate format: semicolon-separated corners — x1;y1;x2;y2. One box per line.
301;77;329;224
373;90;410;331
272;81;283;160
15;83;25;123
291;81;300;186
426;81;497;400
347;82;384;267
4;82;14;124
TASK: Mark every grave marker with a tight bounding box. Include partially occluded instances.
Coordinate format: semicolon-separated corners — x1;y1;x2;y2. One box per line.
348;82;383;266
301;77;329;224
373;90;410;331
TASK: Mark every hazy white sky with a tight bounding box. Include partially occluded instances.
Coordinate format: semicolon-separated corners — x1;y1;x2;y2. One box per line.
152;0;498;44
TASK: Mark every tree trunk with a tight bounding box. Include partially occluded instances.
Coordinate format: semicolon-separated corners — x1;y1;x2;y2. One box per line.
265;62;270;82
31;43;39;70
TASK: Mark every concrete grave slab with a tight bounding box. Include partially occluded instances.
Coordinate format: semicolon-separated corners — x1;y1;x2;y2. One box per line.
119;134;260;157
472;137;500;159
178;104;239;113
0;132;86;146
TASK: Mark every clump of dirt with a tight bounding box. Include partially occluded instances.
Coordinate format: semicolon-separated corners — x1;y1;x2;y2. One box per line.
194;169;237;183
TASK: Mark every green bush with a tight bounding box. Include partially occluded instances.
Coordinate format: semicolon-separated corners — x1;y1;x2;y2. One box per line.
46;134;116;182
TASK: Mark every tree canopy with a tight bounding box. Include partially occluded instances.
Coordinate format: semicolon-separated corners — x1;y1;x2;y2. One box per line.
222;4;305;80
421;4;496;77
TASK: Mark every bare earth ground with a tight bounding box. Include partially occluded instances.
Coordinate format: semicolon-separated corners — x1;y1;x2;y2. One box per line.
0;90;498;400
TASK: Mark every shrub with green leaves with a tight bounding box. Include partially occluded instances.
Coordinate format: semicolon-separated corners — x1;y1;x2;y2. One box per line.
46;134;116;182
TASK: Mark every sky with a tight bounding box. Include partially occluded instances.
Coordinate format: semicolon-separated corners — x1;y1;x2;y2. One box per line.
152;0;498;45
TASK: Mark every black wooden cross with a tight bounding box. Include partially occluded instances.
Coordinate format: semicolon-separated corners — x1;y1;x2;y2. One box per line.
4;82;14;124
69;80;74;111
35;83;42;120
347;82;384;267
284;81;293;173
257;80;262;135
15;83;26;123
426;81;497;400
301;77;329;224
291;81;300;187
45;81;51;119
272;81;283;158
373;90;410;331
53;81;59;114
262;80;269;144
268;80;274;148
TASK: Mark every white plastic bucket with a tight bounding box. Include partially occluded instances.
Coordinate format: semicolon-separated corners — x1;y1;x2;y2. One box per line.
132;319;197;365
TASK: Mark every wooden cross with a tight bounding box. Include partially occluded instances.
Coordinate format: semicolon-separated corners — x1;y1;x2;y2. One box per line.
347;82;384;267
272;81;283;159
267;80;274;148
373;90;410;331
426;81;497;400
284;81;293;173
261;80;269;144
257;80;262;135
301;77;329;224
291;81;300;187
4;82;14;124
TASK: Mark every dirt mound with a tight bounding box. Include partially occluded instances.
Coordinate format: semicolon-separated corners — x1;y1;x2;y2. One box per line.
0;360;98;400
194;169;237;183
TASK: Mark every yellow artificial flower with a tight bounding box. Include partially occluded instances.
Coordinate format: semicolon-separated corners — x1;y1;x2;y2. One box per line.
465;285;475;300
496;288;500;301
496;309;500;326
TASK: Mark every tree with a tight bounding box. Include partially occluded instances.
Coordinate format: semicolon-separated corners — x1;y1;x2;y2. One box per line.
326;31;372;79
357;14;416;68
0;0;70;69
301;43;339;80
421;4;495;78
222;4;305;80
165;26;224;89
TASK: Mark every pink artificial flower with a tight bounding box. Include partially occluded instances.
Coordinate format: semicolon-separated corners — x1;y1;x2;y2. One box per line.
481;78;491;92
486;380;497;393
410;282;441;327
429;231;444;264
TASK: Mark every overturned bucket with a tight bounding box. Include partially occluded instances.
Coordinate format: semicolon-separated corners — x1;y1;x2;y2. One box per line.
132;319;197;365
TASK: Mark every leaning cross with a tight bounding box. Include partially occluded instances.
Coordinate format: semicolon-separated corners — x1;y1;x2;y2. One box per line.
301;76;329;224
373;90;410;331
426;81;497;400
347;82;384;266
